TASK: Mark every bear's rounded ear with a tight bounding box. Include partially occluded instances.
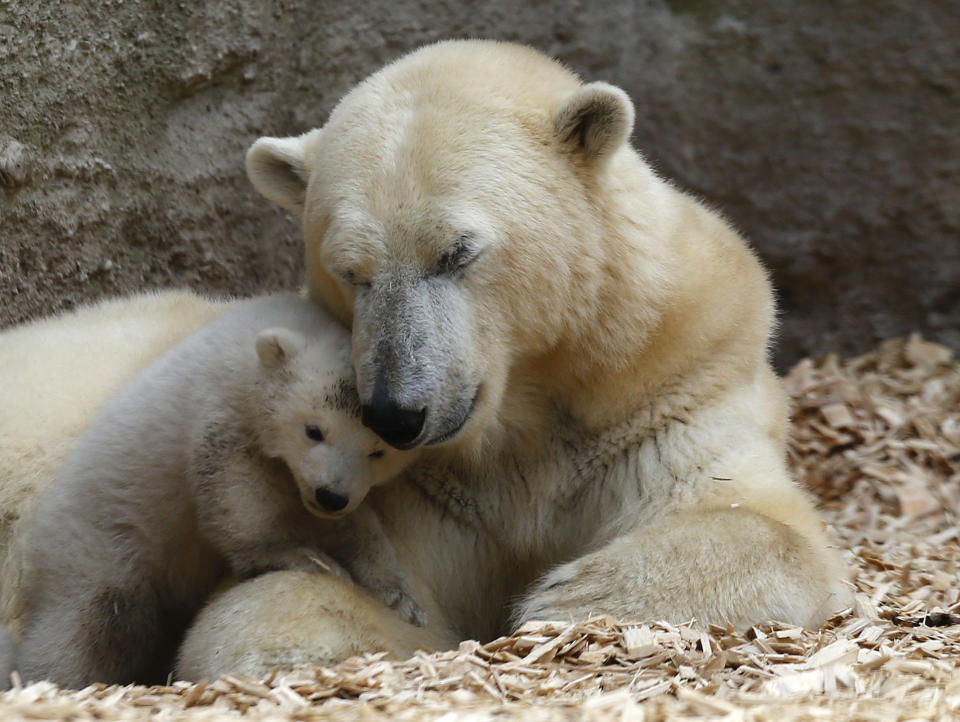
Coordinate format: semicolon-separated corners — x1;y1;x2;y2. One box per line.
554;82;635;163
255;328;306;369
245;129;321;214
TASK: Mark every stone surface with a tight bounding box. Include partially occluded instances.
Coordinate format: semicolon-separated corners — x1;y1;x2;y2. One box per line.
1;0;957;368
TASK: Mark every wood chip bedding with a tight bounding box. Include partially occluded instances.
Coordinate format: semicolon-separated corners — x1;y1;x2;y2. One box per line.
1;334;957;721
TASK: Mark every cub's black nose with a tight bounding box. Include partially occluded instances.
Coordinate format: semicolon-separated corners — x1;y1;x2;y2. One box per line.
315;487;349;513
361;388;426;449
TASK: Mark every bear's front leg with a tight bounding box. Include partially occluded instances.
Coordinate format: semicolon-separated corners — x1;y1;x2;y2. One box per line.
177;571;458;681
516;506;851;630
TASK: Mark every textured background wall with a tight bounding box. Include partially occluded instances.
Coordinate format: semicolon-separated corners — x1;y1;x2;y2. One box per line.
1;0;957;369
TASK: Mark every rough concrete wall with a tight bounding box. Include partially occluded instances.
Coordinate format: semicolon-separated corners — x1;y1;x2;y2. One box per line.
1;0;957;368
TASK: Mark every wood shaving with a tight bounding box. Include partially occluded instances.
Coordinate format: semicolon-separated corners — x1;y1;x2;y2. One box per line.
1;334;957;721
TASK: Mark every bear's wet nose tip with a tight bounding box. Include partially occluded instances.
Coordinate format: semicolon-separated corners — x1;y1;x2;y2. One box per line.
361;399;426;449
315;487;350;513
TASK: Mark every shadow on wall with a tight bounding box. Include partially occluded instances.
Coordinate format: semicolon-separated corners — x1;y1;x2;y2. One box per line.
1;0;956;369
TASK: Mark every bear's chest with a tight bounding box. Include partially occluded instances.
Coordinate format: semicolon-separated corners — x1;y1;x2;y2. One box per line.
411;422;648;559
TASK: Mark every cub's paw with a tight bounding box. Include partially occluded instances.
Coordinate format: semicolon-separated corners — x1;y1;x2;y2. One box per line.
380;585;427;628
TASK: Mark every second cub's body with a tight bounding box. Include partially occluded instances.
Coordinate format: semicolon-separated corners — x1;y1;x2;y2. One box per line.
15;293;419;688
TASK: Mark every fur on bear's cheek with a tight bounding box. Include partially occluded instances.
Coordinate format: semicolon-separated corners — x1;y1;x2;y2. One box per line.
305;259;355;327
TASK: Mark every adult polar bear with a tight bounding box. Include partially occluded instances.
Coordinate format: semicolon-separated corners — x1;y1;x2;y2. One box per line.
178;40;850;677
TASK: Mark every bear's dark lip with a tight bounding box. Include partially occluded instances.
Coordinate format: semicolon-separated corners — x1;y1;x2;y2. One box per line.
425;386;480;447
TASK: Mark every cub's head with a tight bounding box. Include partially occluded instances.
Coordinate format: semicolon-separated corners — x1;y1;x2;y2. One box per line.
246;40;637;451
254;326;415;518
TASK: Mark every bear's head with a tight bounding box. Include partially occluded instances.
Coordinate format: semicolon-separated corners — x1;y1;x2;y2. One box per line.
247;40;644;451
253;326;414;517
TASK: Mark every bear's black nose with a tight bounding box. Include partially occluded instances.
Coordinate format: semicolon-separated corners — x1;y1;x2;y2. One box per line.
361;383;426;449
315;487;349;513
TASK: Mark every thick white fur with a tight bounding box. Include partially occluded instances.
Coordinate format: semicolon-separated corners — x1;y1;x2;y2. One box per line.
177;571;455;680
0;290;232;619
0;40;852;682
9;293;420;687
178;40;851;677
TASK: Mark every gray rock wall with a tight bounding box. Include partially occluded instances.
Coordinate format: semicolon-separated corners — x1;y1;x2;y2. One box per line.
1;0;957;368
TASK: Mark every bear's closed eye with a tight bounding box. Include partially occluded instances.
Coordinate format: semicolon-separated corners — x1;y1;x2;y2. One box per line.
437;234;480;275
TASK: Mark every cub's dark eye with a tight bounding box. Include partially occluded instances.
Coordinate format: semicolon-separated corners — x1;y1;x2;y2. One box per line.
369;450;385;459
437;234;480;276
305;425;325;442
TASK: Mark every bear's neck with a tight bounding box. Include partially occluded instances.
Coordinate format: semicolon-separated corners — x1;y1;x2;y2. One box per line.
512;160;776;441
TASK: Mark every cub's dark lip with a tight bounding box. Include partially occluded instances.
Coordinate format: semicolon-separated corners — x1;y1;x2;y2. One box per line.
426;387;480;446
305;500;349;520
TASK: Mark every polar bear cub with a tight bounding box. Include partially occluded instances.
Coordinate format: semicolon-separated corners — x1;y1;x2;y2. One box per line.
14;293;422;688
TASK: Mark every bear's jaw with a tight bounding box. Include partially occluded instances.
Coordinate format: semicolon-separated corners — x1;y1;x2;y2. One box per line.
424;385;480;447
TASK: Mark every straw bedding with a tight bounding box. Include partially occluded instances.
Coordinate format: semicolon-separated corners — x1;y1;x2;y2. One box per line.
1;334;957;721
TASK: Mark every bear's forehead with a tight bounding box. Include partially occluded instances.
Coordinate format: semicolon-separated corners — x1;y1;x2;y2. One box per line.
315;49;581;193
312;108;549;250
317;103;506;196
345;41;581;117
322;199;492;261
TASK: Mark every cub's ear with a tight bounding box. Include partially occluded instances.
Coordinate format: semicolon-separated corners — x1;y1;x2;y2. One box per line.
255;328;306;369
554;82;635;162
245;128;321;214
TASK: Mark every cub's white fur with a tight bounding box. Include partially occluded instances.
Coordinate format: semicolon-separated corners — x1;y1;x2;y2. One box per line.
12;294;420;688
0;290;232;581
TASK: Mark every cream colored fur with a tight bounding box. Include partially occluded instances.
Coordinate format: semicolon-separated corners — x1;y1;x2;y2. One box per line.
0;40;852;682
177;572;455;680
178;40;851;678
0;290;232;631
10;293;421;687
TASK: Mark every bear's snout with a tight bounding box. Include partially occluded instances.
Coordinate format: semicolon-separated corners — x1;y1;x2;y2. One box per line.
314;487;349;513
360;382;427;449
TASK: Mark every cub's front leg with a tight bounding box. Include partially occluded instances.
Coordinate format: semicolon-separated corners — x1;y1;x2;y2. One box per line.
320;506;427;628
517;506;851;630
